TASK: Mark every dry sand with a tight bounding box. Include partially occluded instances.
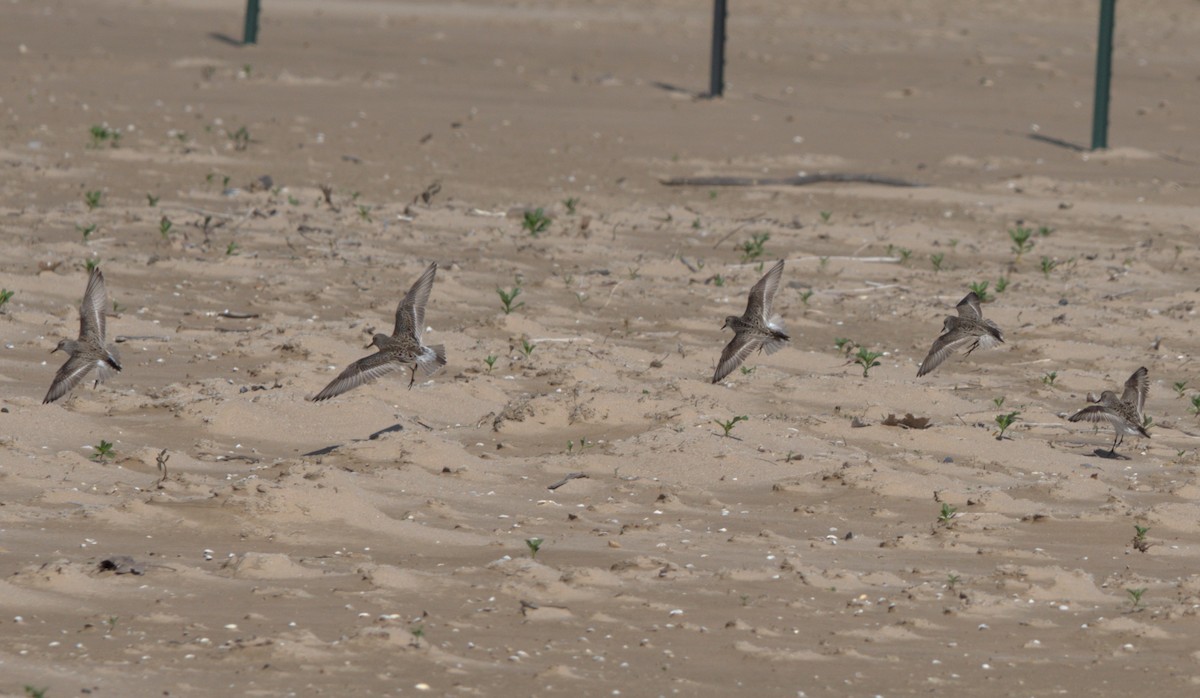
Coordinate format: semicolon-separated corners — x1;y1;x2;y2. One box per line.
3;0;1200;695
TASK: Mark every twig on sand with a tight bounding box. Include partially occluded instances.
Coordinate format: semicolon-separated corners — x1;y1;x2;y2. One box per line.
115;335;171;343
547;472;589;490
661;173;924;188
218;310;260;319
729;256;900;269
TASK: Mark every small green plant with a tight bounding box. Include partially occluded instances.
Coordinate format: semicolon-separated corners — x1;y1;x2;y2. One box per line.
994;276;1009;294
818;256;830;272
968;280;992;303
112;300;123;314
1037;225;1054;237
77;223;97;242
897;247;912;264
1132;525;1151;553
357;204;372;222
146;193;160;207
1191;395;1200;416
947;573;961;589
1126;587;1147;609
522;208;551;237
995;411;1020;439
1009;225;1034;261
834;338;853;353
287;195;300;206
739;366;756;376
714;415;749;437
567;437;594;454
1142;414;1154;430
1042;371;1058;387
739;232;770;262
85;258;100;273
1039;256;1058;278
231;126;251;151
84;190;102;211
930;252;944;272
88;124;121;149
819;210;832;224
24;686;48;698
525;537;543;559
853;347;883;378
563;197;579;215
798;290;813;306
520;338;536;358
158;216;173;239
712;274;725;287
1173;381;1187;398
92;439;115;462
242;63;253;78
938;503;957;524
484;355;497;373
0;289;13;310
497;286;524;314
225;241;239;256
993;396;1006;409
409;624;425;648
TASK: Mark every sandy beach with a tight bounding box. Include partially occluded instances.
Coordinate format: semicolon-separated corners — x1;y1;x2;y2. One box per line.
3;0;1200;695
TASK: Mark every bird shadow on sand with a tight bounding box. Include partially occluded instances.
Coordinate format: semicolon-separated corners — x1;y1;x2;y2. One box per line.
301;423;404;457
1087;448;1131;461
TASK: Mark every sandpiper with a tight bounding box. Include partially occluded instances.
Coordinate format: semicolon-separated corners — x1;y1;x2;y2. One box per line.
310;262;446;401
916;291;1004;377
1068;366;1150;456
43;267;122;404
712;260;789;383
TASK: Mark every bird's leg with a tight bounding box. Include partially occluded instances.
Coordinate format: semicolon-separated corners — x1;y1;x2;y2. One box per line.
408;364;417;389
962;340;981;357
1109;432;1121;457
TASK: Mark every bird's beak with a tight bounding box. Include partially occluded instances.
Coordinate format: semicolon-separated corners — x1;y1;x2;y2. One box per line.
49;346;59;354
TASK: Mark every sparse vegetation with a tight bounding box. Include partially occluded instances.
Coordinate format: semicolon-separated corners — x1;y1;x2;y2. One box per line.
525;537;543;559
484;355;497;373
1009;225;1034;261
563;197;579;215
77;223;97;242
834;338;853;353
146;193;160;207
159;216;173;239
739;366;756;376
231;125;251;151
930;252;944;272
522;208;551;237
854;347;883;378
497;286;524;315
995;411;1020;439
994;276;1009;294
88;124;121;149
897;247;912;263
85;258;100;273
24;686;48;698
714;415;748;437
1126;587;1147;609
819;210;832;224
91;439;115;462
1038;225;1054;237
712;274;725;287
993;396;1006;409
225;241;239;256
1191;395;1200;416
0;289;13;310
84;190;103;211
1132;524;1151;553
739;232;769;262
798;290;813;306
520;338;536;358
1042;371;1058;387
938;503;957;524
968;280;992;302
1173;381;1187;399
357;204;372;222
1040;256;1058;278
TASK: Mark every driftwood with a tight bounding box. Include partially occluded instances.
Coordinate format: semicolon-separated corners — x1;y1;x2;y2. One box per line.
660;173;924;188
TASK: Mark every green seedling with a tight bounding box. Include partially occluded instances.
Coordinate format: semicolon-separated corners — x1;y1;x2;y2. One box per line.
225;241;239;256
628;266;640;280
158;216;173;239
1142;414;1154;430
739;232;769;262
1042;371;1058;387
994;276;1009;294
357;204;372;222
409;624;425;648
91;439;115;462
993;396;1006;408
1037;225;1054;237
1009;225;1034;261
146;193;160;207
947;574;961;589
88;124;120;149
1126;587;1146;609
520;338;536;358
0;289;13;310
112;300;123;314
798;290;813;306
968;280;992;303
522;208;551;237
525;537;543;559
77;223;97;242
484;355;497;373
242;63;253;78
938;503;957;524
712;274;725;287
818;256;830;272
231;126;251;151
287;195;300;206
739;366;756;376
1132;525;1151;553
930;252;944;272
1172;381;1187;398
85;258;100;273
84;190;102;211
563;197;579;215
691;218;701;229
497;286;524;314
897;247;912;263
995;411;1020;439
834;338;853;353
947;239;959;251
24;686;48;698
819;210;832;224
1191;394;1200;416
853;347;883;378
1039;256;1058;278
755;260;764;274
714;415;748;437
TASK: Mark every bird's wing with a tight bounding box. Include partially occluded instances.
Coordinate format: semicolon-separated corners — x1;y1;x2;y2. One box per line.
712;334;763;383
393;262;437;340
916;329;976;377
1122;367;1149;417
80;268;109;341
955;292;983;322
43;355;96;404
310;352;405;401
746;260;785;320
416;344;448;376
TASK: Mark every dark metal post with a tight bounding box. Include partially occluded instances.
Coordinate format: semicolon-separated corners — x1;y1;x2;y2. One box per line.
243;0;261;45
708;0;727;98
1090;0;1116;150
